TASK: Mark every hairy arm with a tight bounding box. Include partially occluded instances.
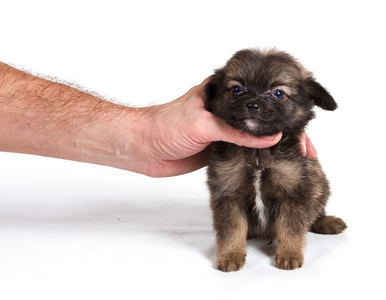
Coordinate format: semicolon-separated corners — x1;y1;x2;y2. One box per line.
0;62;137;169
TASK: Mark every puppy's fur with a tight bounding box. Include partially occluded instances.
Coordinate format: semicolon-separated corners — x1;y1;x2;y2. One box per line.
205;49;346;271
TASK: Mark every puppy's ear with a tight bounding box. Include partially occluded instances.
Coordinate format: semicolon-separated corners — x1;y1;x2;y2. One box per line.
305;78;337;111
204;72;223;111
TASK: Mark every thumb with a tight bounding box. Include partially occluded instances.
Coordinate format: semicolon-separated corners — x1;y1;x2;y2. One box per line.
209;117;282;148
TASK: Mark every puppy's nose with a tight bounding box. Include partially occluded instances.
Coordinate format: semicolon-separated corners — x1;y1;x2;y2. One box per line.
246;103;260;112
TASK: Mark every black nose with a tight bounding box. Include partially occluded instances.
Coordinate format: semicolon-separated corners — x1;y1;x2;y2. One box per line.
247;103;260;112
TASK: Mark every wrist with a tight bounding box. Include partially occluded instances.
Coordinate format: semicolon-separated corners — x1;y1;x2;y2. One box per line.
68;103;139;171
91;105;151;173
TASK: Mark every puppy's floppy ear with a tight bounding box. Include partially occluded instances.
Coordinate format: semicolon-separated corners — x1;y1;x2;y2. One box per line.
305;78;338;111
204;72;223;111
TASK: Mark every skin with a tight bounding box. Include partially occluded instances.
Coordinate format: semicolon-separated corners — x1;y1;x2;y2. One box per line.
0;62;315;178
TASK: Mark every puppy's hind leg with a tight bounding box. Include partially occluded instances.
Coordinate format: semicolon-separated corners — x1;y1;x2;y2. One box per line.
310;213;347;235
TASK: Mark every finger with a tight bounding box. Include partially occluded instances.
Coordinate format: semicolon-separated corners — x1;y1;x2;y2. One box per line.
209;116;282;148
196;76;212;101
300;131;307;157
225;128;282;148
304;133;317;159
200;76;213;87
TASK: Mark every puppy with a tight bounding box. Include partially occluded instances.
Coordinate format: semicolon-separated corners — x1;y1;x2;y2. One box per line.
205;49;347;271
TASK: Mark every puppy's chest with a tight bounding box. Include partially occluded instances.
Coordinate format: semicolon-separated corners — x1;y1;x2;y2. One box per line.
210;144;302;200
246;150;303;224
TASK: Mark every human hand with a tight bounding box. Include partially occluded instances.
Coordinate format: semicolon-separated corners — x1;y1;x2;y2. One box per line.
130;78;282;177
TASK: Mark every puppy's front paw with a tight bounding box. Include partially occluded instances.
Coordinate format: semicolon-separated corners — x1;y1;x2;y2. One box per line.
275;254;304;270
217;253;246;272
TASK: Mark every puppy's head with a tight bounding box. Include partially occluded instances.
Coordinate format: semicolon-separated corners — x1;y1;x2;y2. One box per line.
205;49;337;136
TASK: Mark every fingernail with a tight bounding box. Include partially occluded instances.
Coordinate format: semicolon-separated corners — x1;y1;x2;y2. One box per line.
261;133;279;141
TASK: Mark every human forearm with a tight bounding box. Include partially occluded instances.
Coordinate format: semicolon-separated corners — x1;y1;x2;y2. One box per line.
0;62;141;170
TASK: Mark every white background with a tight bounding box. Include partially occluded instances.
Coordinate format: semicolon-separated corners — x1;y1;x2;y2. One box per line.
1;0;385;299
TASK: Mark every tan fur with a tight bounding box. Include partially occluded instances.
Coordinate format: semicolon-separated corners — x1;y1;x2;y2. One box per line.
268;159;303;193
226;80;242;89
211;149;248;196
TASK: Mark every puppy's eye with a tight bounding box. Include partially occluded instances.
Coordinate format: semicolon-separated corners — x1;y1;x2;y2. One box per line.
231;85;243;95
273;89;286;100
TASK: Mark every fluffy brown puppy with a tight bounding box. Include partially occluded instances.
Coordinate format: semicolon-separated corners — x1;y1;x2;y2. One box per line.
205;49;347;271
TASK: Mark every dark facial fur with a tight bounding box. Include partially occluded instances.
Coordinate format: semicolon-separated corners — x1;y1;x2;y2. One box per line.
205;49;346;272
